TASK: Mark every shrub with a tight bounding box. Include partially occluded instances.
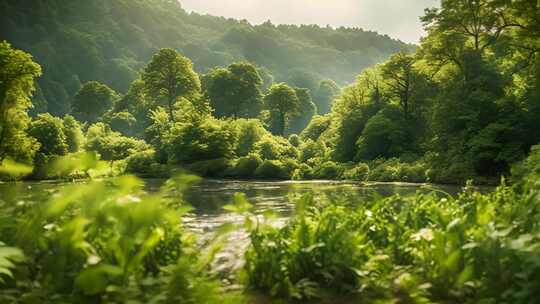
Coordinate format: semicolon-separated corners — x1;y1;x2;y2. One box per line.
300;114;331;141
63;115;85;153
186;158;233;177
106;111;137;137
232;154;263;178
165;117;235;164
368;158;400;181
255;160;290;179
314;161;344;180
232;119;268;157
291;163;314;180
298;140;326;163
254;135;297;160
343;163;370;181
86;123;149;170
27;113;68;156
397;162;427;183
125;149;168;177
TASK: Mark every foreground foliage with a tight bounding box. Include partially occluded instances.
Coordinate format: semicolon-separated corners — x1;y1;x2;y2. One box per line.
0;162;243;303
240;151;540;303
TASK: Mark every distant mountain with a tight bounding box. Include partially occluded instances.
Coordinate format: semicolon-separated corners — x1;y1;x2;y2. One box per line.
0;0;413;115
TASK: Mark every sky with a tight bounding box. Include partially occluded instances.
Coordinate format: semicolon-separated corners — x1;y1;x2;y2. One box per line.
179;0;439;44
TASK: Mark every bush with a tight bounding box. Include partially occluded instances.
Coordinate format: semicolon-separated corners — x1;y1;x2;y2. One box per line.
86;123;149;169
27;113;68;156
397;162;427;183
232;154;263;178
343;163;370;181
125;149;168;178
314;161;344;180
300;114;331;141
106;111;137;137
165;117;235;164
254;135;297;160
186;158;233;177
63;115;84;153
255;160;290;179
355;107;410;161
298;140;326;163
232;119;268;157
291;163;314;180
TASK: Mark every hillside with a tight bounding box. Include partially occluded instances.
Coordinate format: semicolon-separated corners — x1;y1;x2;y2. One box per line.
0;0;412;115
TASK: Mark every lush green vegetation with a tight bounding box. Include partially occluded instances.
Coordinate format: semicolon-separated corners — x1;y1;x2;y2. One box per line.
0;0;409;116
238;148;540;303
1;0;540;301
0;159;243;303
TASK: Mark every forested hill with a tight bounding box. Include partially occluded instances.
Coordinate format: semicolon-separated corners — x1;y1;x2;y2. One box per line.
0;0;412;116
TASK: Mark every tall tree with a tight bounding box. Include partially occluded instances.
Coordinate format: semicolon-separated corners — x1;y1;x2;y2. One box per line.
142;48;201;122
0;41;40;163
203;62;263;118
71;81;117;124
264;83;300;136
381;51;431;118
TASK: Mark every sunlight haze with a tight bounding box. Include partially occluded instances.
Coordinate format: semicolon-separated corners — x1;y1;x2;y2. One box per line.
180;0;439;43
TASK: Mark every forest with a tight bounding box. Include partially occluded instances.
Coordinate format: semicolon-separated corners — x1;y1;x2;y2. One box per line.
1;0;540;303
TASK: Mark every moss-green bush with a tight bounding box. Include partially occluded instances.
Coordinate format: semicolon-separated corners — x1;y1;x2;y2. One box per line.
125;149;168;178
255;160;290;179
314;161;344;179
232;154;263;178
291;163;314;180
255;135;298;160
186;158;233;177
298;139;326;163
342;163;370;181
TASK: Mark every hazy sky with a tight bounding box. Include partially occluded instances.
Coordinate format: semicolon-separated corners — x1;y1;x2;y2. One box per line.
180;0;439;44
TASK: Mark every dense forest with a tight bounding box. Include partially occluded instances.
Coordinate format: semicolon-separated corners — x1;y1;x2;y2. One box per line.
2;0;540;303
0;0;411;116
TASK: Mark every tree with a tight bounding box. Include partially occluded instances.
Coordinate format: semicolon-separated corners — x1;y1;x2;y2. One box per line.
86;122;148;170
142;48;201;122
27;113;68;156
286;69;320;94
313;80;340;114
355;107;410;160
164;117;236;164
203;62;263;118
288;88;316;134
71;81;117;123
0;41;41;163
421;0;525;53
264;83;300;136
105;111;137;137
381;51;433;119
63;115;84;153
